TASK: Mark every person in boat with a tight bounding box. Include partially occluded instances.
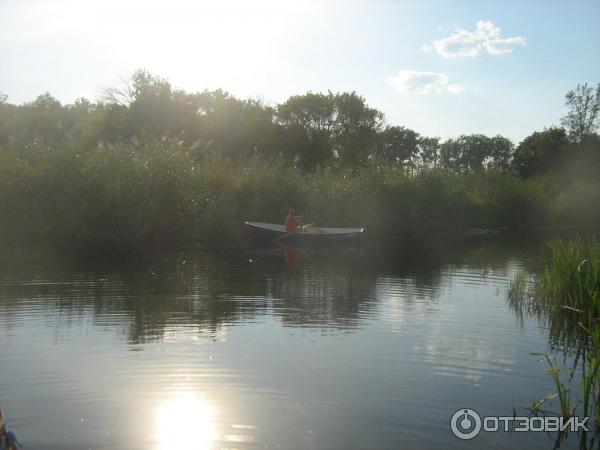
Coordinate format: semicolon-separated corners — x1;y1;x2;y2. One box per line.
0;409;22;450
285;208;302;233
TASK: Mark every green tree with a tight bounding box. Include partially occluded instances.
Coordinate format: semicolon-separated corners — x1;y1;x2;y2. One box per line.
440;138;463;172
100;68;168;106
512;127;568;177
199;93;277;163
418;136;440;168
22;93;65;149
561;83;600;144
377;126;419;166
461;134;493;171
0;94;14;148
276;92;336;170
489;135;514;171
333;92;383;167
439;134;494;172
276;91;383;169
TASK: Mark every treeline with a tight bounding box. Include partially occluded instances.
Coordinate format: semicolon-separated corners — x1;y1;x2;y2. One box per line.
2;70;598;176
0;71;599;251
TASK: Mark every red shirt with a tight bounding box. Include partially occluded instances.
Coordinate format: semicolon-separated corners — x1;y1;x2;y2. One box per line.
285;214;298;232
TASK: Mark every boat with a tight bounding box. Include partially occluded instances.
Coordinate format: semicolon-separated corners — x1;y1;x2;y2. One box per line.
244;221;365;243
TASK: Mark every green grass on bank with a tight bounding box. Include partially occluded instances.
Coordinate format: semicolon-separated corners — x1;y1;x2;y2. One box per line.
508;238;600;429
1;141;599;252
537;238;600;318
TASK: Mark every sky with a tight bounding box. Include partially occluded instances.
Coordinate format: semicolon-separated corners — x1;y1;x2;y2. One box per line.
1;0;599;142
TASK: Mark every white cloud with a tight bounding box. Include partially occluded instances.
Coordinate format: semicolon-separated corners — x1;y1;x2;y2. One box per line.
432;20;525;59
388;70;464;95
420;43;432;53
446;83;464;94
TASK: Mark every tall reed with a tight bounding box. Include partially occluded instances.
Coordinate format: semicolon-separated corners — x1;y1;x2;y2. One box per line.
509;238;600;432
1;142;599;253
537;238;600;319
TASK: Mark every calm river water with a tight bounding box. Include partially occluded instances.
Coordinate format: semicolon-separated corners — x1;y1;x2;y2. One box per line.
0;238;589;449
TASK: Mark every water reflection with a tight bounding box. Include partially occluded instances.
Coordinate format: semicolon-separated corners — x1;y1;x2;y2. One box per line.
0;246;395;344
0;238;569;450
283;245;298;267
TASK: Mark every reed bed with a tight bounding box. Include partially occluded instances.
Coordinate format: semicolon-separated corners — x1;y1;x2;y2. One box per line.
509;238;600;433
537;238;600;318
1;142;598;254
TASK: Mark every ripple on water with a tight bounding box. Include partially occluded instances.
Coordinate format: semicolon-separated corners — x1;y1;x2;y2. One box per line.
0;249;561;450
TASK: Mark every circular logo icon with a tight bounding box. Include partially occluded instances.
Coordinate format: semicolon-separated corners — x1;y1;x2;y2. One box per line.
450;408;482;440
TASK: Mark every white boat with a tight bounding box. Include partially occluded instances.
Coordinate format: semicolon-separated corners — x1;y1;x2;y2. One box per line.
244;221;365;242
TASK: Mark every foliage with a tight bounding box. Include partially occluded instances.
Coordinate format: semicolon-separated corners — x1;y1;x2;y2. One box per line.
537;238;600;317
511;127;569;178
561;82;600;144
2;73;599;178
377;126;419;167
1;139;597;253
509;239;600;436
0;72;599;252
417;136;440;168
276;91;384;169
438;134;513;172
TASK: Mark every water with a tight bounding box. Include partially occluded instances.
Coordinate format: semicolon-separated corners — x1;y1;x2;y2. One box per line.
0;239;587;449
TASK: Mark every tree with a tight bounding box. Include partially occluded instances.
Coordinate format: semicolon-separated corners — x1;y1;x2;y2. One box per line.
377;126;419;166
96;69;180;142
561;83;600;144
439;134;494;172
0;93;13;148
440;138;463;172
512;127;568;177
200;94;277;163
418;136;440;168
100;68;169;106
23;93;65;149
489;135;514;171
276;91;384;169
333;92;383;167
276;92;336;170
460;134;493;171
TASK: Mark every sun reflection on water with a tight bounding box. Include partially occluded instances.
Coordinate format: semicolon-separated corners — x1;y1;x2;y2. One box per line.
156;392;216;450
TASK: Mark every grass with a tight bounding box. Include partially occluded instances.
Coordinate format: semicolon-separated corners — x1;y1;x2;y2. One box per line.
509;238;600;433
579;323;600;424
507;272;531;306
537;238;600;318
1;141;599;255
544;353;575;419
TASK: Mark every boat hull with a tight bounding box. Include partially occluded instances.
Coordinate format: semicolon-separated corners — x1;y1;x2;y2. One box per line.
245;222;364;243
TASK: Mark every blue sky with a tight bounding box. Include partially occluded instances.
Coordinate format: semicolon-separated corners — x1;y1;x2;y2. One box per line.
1;0;599;142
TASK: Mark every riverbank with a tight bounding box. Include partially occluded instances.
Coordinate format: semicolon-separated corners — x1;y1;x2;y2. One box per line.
1;142;599;255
